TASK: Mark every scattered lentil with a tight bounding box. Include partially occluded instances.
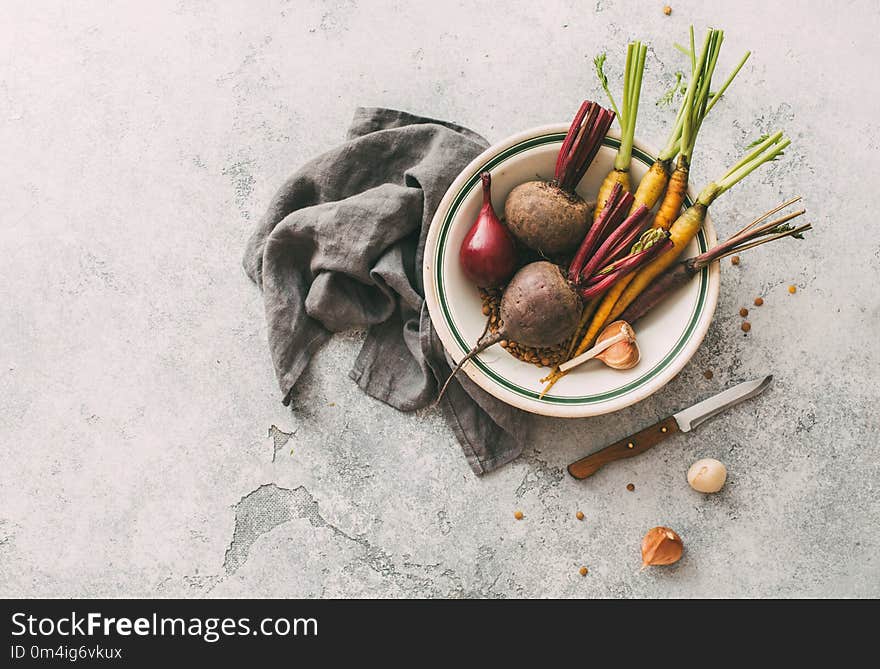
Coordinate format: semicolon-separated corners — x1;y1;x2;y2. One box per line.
514;510;523;520
788;284;797;294
739;307;749;317
741;321;751;333
579;566;589;576
576;511;584;521
703;370;714;380
754;296;764;306
730;255;740;266
663;5;672;15
626;483;635;492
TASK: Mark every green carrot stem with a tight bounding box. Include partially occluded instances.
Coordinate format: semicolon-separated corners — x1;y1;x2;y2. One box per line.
594;54;621;120
661;27;747;163
688;26;696;71
720;131;783;181
718;138;789;191
680;29;713;161
703;50;750;116
689;29;724;141
697;133;791;206
658;90;687;160
615;41;647;171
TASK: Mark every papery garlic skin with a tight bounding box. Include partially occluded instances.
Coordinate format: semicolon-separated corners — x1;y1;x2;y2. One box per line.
687;458;727;493
641;526;684;566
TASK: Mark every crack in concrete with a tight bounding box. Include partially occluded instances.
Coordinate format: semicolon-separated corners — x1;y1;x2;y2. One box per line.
515;450;564;498
221;483;512;598
0;520;13;551
268;424;296;462
223;483;325;575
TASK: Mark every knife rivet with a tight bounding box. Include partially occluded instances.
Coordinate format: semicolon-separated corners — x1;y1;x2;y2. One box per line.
627;442;634;449
661;426;668;433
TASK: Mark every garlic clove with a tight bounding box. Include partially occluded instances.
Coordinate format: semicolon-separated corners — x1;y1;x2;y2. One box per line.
687;458;727;493
595;320;640;370
641;526;684;567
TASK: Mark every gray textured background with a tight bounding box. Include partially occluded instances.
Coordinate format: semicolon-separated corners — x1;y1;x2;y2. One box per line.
2;0;878;598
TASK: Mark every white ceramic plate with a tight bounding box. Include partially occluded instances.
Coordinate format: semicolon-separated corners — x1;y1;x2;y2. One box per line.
423;125;720;417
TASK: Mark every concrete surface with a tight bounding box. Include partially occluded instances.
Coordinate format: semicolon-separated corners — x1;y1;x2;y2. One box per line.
1;0;878;598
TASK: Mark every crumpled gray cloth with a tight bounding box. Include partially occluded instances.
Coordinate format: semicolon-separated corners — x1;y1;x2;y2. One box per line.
243;107;528;475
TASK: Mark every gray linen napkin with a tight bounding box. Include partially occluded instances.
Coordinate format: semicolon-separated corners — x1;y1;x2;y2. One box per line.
243;107;528;475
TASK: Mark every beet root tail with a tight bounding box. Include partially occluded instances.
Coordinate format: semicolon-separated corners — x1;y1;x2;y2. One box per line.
435;332;503;404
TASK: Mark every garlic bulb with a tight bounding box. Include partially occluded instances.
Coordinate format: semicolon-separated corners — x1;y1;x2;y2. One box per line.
595;321;640;370
687;458;727;493
558;320;639;373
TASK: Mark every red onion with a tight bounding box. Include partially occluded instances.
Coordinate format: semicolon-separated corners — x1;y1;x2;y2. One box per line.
458;172;517;288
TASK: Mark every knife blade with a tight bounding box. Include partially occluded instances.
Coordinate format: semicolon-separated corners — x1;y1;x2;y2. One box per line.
567;375;773;480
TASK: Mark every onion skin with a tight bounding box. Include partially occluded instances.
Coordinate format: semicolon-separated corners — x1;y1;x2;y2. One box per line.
459;172;517;288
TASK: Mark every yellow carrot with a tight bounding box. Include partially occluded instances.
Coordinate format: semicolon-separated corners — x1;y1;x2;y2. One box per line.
592;42;647;221
582;28;752;343
652;160;690;231
630;159;672;214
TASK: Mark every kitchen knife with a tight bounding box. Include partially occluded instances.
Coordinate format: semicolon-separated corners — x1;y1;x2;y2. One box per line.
567;375;773;480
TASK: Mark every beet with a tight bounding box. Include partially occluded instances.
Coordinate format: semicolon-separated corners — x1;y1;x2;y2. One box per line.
502;101;614;255
499;261;582;348
436;187;671;402
436;261;582;401
504;182;593;255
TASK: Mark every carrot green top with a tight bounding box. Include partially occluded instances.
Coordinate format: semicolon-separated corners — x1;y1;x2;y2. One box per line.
595;41;648;172
658;27;751;164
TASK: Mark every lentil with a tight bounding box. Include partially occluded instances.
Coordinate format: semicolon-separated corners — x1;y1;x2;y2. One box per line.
754;296;764;306
741;321;751;332
730;255;740;266
739;307;749;317
626;483;635;492
514;510;523;520
576;511;584;521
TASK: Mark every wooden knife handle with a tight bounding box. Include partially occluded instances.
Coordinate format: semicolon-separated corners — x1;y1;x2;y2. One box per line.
567;416;680;480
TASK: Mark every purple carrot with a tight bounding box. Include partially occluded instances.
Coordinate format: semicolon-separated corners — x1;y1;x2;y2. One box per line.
567;183;631;282
618;201;811;325
579;229;673;301
617;260;695;324
578;204;651;281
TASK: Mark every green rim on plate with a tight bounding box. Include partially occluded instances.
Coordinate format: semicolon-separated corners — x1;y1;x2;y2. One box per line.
433;132;709;405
